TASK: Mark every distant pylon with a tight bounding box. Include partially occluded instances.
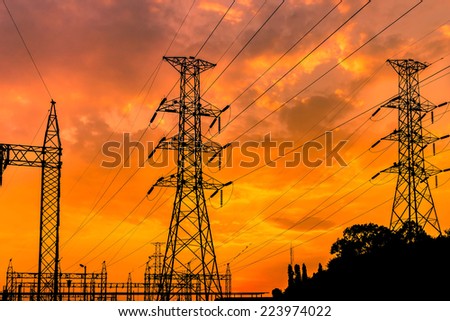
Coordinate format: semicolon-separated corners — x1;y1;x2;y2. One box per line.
147;56;231;300
372;59;450;236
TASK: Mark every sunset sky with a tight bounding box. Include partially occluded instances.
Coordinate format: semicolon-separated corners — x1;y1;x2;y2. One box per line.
1;0;450;294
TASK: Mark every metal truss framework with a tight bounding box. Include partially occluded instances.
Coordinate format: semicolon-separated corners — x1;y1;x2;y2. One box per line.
148;56;231;301
0;100;62;300
3;258;246;301
142;243;232;301
374;59;449;236
3;261;107;301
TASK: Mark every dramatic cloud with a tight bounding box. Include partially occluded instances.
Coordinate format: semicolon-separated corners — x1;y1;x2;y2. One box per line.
1;0;450;293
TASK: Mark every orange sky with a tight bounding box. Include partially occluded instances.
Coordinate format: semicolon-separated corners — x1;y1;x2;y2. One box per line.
1;0;450;294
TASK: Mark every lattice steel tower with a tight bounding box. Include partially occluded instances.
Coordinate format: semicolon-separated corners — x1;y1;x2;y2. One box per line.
1;100;62;300
373;59;449;236
147;56;230;300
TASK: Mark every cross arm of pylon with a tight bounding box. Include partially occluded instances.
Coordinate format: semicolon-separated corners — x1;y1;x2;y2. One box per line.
0;144;47;167
419;128;450;147
371;128;450;149
380;94;435;112
146;172;231;197
206;142;232;166
164;56;216;72
147;135;224;161
0;143;59;185
371;163;399;179
388;58;429;73
381;96;449;114
150;98;180;122
197;99;225;117
371;129;400;148
201;136;224;155
208;104;230;134
380;95;401;109
371;159;450;181
149;97;230;127
421;162;448;179
202;172;232;193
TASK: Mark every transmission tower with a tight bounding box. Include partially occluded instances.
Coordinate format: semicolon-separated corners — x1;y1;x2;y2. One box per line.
144;242;164;300
372;59;449;236
147;56;231;301
1;100;62;300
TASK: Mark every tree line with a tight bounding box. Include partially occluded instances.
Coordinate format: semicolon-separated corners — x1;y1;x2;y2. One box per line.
273;222;450;300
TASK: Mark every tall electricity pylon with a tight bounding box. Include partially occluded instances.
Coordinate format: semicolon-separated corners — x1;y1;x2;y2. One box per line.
147;56;230;300
0;100;62;300
372;59;449;236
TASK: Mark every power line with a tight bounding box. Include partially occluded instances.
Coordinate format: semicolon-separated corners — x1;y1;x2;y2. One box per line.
217;0;370;135
201;0;268;90
225;0;343;106
2;0;52;99
231;100;381;184
165;0;197;57
105;191;170;264
422;63;450;82
229;0;423;143
108;230;167;268
62;1;202;246
233;181;373;268
82;182;175;267
233;196;392;273
219;117;374;248
220;116;388;256
195;0;236;57
202;0;286;95
65;0;197;197
65;195;147;270
99;0;279;265
224;4;446;268
229;37;446;276
211;0;268;67
61;128;150;248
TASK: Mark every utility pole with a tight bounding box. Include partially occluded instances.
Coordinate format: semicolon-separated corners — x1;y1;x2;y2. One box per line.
80;264;87;301
225;263;231;298
372;59;449;236
147;56;231;301
0;100;62;300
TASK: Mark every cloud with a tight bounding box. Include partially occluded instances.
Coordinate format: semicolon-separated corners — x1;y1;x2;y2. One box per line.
1;0;450;294
270;214;335;233
278;92;359;137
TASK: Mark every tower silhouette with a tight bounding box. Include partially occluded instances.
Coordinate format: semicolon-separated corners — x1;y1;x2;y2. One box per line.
1;100;61;300
147;56;231;300
373;59;449;236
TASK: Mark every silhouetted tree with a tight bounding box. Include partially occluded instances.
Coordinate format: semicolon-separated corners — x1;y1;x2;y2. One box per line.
272;288;283;300
444;229;450;237
287;264;294;288
301;263;308;282
277;221;450;300
397;220;430;244
330;223;395;258
294;264;301;287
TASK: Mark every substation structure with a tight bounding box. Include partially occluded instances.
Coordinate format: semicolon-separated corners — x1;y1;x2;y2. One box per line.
1;100;62;300
3;244;237;301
